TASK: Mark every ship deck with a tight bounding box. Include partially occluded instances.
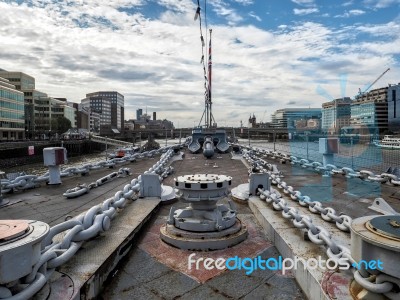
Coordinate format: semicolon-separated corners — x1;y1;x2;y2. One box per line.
1;148;399;299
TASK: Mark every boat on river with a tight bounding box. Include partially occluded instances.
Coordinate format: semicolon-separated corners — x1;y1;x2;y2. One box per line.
373;135;400;149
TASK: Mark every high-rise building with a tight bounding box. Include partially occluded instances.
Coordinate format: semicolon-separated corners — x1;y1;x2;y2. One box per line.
321;97;352;134
82;91;124;132
350;87;388;134
81;93;111;131
388;83;400;133
0;77;25;140
86;91;124;129
136;108;143;120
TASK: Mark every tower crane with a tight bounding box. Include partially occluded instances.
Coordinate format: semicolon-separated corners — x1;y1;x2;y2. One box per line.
358;68;390;97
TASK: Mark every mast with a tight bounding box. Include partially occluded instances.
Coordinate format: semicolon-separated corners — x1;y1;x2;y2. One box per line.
195;1;216;129
207;29;212;128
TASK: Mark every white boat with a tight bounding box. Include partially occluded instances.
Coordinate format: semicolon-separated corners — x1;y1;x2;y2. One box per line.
373;135;400;149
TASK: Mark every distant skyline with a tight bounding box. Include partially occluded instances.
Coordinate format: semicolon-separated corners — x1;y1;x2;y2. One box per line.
1;0;399;127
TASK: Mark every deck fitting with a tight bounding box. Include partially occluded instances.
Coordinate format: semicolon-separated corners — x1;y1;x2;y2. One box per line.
160;174;248;250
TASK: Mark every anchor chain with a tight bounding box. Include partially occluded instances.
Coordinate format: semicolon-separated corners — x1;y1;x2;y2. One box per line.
63;167;132;198
243;150;353;232
0;147;178;300
237;144;400;187
0;148;171;195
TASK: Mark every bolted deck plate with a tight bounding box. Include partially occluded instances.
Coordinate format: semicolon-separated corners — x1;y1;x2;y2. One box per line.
367;215;400;241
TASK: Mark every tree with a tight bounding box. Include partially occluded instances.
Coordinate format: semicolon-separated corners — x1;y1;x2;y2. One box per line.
51;116;72;134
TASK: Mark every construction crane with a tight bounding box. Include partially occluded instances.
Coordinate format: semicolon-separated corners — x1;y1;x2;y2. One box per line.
260;110;267;123
358;67;390;97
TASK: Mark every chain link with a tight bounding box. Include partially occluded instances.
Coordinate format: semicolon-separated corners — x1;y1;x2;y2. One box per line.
243;150;353;232
1;146;180;299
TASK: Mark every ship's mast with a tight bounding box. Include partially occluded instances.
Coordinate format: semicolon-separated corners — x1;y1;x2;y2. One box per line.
206;29;214;128
196;1;216;129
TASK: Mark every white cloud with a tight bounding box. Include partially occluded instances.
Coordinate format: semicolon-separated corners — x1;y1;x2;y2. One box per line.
248;11;261;22
342;0;354;6
293;8;319;15
209;0;244;25
0;1;399;126
363;0;400;8
233;0;254;5
335;9;366;18
291;0;315;7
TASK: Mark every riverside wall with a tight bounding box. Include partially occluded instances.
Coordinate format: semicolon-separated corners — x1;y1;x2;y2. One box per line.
0;140;105;169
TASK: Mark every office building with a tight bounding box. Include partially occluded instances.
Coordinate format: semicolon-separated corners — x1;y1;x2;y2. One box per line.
321;97;352;134
388;83;400;133
136;108;143;120
0;77;25;140
34;96;76;139
82;91;124;133
350;87;388;134
270;108;322;129
0;71;36;137
0;71;35;92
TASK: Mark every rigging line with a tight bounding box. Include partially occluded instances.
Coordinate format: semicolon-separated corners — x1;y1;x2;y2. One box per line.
196;1;209;107
197;1;208;87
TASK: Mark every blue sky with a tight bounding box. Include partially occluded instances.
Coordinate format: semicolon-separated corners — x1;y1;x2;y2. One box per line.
1;0;400;127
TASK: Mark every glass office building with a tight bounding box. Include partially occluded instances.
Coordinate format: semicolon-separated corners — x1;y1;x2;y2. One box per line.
321;97;352;134
270;108;322;129
350;87;388;134
0;77;25;140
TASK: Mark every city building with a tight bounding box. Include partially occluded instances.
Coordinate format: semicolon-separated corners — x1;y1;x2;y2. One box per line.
349;87;388;134
0;77;25;140
82;91;124;134
77;105;100;134
294;118;321;130
81;94;111;133
0;70;75;139
321;97;352;135
34;96;76;139
248;114;257;128
131;112;174;130
270;108;322;130
388;83;400;133
0;71;35;91
136;108;143;120
0;71;36;137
